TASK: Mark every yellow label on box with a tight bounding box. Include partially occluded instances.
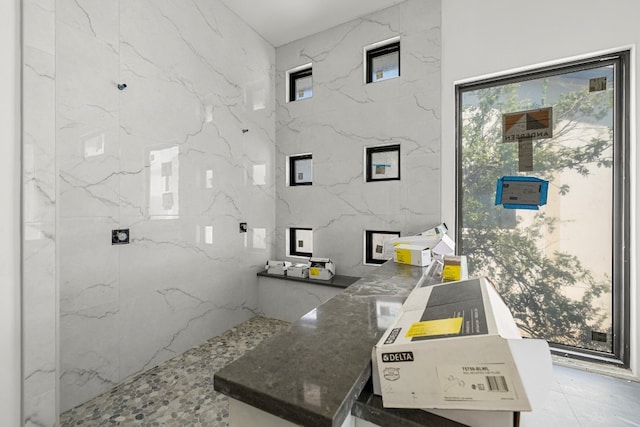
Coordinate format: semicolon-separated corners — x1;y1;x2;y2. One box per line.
309;267;320;276
395;249;412;264
405;317;463;338
442;264;461;282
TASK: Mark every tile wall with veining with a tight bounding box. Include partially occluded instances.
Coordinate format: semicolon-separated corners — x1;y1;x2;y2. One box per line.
23;0;57;425
275;0;442;277
56;0;275;412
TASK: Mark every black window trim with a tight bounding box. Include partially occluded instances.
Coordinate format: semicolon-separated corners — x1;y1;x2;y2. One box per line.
289;67;312;102
365;230;400;265
454;50;631;368
366;41;400;84
289;154;312;186
366;144;401;182
289;227;313;258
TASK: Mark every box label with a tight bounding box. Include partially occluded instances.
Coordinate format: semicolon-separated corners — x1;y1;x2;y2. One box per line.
442;264;461;282
412;279;488;341
381;351;414;363
395;248;411;264
437;364;517;401
309;267;320;276
405;318;463;338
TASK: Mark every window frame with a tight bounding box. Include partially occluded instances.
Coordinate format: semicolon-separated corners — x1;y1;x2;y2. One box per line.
289;154;313;186
365;144;401;182
454;50;631;367
364;230;400;265
289;66;313;102
366;41;400;84
288;227;313;258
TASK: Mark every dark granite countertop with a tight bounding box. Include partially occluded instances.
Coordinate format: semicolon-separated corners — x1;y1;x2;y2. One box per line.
214;261;426;427
352;382;467;427
257;269;360;289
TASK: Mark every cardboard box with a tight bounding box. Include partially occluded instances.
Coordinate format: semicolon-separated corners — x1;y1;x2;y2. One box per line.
287;263;310;279
393;244;432;267
441;255;468;282
308;257;335;280
432;234;455;258
383;223;454;260
372;277;551;413
265;260;291;276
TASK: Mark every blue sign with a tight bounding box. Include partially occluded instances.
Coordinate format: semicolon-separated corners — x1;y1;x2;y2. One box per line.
495;176;549;210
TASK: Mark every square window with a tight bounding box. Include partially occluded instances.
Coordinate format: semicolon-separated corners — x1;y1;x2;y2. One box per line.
289;154;312;186
366;41;400;84
289;67;313;102
366;145;400;182
289;227;313;257
365;230;400;265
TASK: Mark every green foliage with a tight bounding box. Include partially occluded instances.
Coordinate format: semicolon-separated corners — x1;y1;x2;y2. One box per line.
460;80;613;350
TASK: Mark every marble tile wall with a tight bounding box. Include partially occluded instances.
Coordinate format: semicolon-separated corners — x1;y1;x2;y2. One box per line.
275;0;442;277
23;0;57;425
56;0;275;412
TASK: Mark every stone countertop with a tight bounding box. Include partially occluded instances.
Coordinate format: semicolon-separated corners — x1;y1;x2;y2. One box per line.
352;383;467;427
257;269;360;289
214;261;426;427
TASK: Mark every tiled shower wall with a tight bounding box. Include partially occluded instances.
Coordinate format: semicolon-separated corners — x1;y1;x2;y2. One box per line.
275;0;442;277
55;0;275;412
23;0;57;425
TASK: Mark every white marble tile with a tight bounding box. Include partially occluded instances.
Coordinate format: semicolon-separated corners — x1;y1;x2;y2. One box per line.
23;3;57;425
56;0;275;410
59;217;119;313
60;300;120;412
24;0;55;54
275;0;441;277
23;227;57;426
23;46;55;224
56;10;120;219
24;389;57;427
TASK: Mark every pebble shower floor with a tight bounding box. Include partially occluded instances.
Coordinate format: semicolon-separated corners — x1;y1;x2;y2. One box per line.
60;316;291;426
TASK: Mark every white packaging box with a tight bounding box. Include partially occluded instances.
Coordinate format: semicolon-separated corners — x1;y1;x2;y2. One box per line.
266;260;291;276
432;234;455;258
393;244;432;267
287;263;310;278
383;224;454;260
308;257;335;280
372;277;551;414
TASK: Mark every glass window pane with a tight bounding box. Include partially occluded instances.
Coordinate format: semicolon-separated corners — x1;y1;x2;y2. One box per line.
458;64;617;354
295;75;312;100
293;158;312;184
293;229;313;254
371;51;399;82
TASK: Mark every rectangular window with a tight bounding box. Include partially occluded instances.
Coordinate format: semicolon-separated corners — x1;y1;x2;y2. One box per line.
365;230;400;265
289;154;312;186
366;144;400;182
456;51;630;366
366;41;400;84
289;227;313;258
289;67;312;102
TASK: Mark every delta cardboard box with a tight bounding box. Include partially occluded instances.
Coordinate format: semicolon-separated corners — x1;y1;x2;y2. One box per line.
308;257;335;280
383;225;455;261
393;244;432;267
372;277;551;414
